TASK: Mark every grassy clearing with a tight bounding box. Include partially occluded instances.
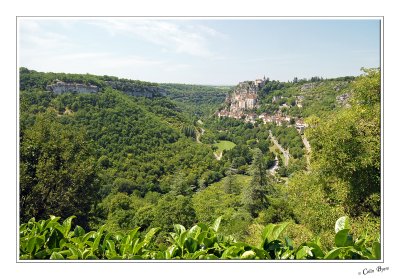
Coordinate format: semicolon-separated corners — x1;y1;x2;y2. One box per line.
213;140;236;153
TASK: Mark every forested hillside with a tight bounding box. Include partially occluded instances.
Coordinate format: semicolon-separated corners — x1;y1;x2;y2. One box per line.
19;68;381;260
159;83;230;119
20;69;225;231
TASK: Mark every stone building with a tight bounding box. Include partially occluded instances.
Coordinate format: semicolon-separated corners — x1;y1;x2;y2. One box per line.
217;76;267;119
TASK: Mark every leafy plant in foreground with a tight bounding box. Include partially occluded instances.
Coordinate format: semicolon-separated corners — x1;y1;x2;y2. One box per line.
19;215;380;260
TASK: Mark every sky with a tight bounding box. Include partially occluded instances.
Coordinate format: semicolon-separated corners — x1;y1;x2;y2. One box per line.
18;18;381;85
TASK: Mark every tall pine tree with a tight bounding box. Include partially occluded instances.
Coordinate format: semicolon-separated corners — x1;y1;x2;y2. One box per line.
242;148;269;217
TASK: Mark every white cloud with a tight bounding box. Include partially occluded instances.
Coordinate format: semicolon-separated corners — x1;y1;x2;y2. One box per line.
88;19;222;58
17;18;222;82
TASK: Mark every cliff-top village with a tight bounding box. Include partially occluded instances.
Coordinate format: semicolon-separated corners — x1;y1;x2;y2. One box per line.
217;77;307;133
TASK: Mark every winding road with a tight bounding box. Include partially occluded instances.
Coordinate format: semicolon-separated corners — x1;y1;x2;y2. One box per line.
268;156;279;173
269;130;290;167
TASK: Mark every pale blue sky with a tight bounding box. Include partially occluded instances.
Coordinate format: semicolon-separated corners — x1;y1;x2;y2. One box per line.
18;18;380;85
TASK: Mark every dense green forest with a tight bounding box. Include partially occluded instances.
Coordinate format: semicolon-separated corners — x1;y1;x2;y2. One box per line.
158;83;230;121
19;67;381;260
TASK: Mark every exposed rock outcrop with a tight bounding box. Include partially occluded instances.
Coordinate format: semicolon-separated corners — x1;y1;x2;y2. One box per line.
106;81;166;98
336;92;351;105
218;77;266;119
300;83;315;91
46;80;99;94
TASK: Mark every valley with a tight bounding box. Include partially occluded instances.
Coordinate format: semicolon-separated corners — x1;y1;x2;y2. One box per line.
18;67;381;260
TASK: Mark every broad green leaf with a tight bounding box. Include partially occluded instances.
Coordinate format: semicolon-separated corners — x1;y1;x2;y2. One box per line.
285;237;293;250
82;249;91;259
92;225;105;252
280;250;293;260
240;250;256;259
348;247;368;259
335;229;352;247
44;217;61;230
59;250;72;257
54;224;65;236
196;223;209;232
26;237;37;254
252;247;270;260
203;237;216;248
306;242;325;258
173;224;186;235
128;227;140;240
143;228;160;247
102;232;114;252
177;231;188;248
74;225;85;237
82;231;96;244
324;247;345;259
211;216;222;232
197;231;208;244
61;216;76;237
106;240;116;255
296;246;313;259
271;223;289;241
261;224;275;245
187;225;201;240
166;245;178;259
335;216;350;233
50;252;64;260
184;237;198;253
130;238;141;255
372;242;381;259
190;250;207;259
64;244;79;260
35;221;43;234
120;235;132;256
47;229;62;249
34;250;50;259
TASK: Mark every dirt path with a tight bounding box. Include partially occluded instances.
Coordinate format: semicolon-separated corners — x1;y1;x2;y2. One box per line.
214;151;223;160
269;130;290;167
196;128;205;143
268;156;279;174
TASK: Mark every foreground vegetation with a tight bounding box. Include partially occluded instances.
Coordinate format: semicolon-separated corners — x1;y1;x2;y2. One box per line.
20;215;379;260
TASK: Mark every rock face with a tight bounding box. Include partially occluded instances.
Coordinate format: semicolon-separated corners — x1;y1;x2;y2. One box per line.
106;81;166;98
300;83;315;91
336;92;351;105
46;79;166;98
46;81;99;94
220;77;266;118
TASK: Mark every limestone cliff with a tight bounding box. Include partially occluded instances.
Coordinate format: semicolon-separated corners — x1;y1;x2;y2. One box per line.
218;77;266;119
106;81;166;98
46;81;99;94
